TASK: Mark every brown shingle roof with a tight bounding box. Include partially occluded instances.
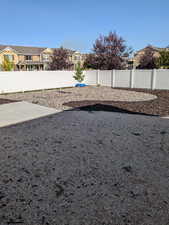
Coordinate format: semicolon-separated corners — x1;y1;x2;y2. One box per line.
0;44;46;55
0;44;86;56
136;45;169;54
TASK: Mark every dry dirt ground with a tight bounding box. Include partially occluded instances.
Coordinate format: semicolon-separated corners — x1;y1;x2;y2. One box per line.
0;87;169;225
1;86;169;116
0;109;169;225
0;86;156;110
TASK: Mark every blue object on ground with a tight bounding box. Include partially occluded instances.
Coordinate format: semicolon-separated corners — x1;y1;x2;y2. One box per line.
75;83;87;87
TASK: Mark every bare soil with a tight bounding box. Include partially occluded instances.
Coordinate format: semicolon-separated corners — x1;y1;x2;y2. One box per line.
0;98;18;105
64;88;169;117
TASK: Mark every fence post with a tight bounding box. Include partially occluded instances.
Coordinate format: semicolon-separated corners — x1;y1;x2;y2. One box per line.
97;70;100;85
151;69;156;90
111;70;115;88
130;69;135;88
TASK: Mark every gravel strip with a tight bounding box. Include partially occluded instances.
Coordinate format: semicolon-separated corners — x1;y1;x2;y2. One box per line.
0;86;156;110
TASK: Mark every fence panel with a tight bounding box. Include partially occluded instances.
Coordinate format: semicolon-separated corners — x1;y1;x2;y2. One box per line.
133;70;152;89
114;70;131;88
0;71;76;93
99;70;112;86
155;70;169;90
84;70;97;85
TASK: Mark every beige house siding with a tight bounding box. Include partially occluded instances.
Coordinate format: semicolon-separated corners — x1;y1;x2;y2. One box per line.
18;55;25;62
70;51;86;69
133;47;162;68
0;45;86;71
32;55;40;61
0;50;19;64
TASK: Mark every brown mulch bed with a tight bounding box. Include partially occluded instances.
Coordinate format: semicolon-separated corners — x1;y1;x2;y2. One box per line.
0;98;18;105
64;89;169;117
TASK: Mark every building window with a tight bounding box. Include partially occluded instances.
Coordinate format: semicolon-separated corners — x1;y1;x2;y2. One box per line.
74;55;80;61
4;55;14;62
43;54;49;61
25;55;32;61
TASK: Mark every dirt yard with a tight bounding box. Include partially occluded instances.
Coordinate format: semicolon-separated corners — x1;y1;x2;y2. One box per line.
0;86;169;224
1;86;169;116
0;109;169;225
0;85;159;110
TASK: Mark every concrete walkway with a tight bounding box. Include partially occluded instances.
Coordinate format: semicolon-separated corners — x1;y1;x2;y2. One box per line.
0;101;57;128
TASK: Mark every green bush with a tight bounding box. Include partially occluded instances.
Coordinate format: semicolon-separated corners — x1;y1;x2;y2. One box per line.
157;50;169;69
73;62;85;83
1;58;14;71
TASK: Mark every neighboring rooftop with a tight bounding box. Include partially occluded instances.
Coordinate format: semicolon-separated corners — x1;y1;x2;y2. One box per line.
0;44;80;56
136;45;169;54
0;44;47;55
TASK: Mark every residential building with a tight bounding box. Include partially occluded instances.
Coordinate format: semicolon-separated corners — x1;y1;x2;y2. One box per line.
0;44;86;71
132;45;169;68
69;51;87;69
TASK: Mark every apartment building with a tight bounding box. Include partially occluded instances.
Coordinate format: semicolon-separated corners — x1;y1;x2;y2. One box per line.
0;44;85;71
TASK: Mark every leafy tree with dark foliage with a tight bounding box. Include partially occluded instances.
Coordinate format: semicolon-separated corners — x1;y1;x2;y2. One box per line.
157;50;169;69
49;47;73;70
83;53;99;69
137;47;158;69
84;32;132;70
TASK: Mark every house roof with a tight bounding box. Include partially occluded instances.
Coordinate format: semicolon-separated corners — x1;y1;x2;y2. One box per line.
0;44;46;55
0;44;86;56
136;45;169;55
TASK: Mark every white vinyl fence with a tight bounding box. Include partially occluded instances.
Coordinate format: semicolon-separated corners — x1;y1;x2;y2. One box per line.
0;71;76;93
86;69;169;90
0;69;169;93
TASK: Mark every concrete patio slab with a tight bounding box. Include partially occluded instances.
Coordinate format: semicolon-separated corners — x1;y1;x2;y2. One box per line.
0;101;57;128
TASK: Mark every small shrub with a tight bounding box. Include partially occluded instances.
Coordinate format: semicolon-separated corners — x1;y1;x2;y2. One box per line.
73;62;85;83
1;58;14;71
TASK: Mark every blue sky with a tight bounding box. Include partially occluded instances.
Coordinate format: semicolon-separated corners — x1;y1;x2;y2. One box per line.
0;0;168;53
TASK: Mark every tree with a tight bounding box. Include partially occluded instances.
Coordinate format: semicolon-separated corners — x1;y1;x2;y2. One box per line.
49;47;73;70
73;62;85;83
83;54;98;69
1;58;14;71
84;32;132;70
157;50;169;69
137;47;158;69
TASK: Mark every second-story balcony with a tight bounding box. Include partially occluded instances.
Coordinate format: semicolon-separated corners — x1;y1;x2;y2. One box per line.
25;55;33;61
